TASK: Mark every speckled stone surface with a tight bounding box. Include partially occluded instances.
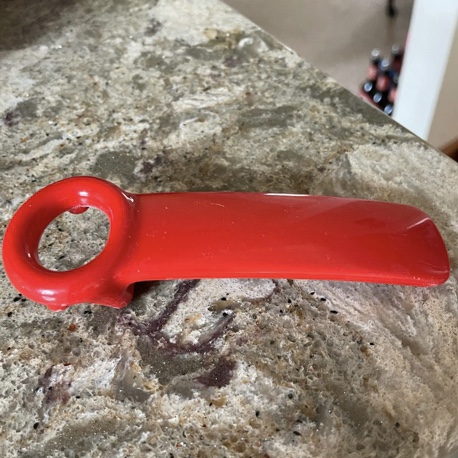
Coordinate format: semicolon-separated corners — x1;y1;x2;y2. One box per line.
1;1;458;457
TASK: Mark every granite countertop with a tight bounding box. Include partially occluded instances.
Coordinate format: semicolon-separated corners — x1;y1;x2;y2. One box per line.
1;1;458;457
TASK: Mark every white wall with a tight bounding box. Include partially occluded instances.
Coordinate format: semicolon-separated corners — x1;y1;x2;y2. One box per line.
394;0;458;148
428;25;458;147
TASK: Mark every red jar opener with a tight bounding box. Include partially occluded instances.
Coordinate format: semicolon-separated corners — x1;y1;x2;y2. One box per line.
2;176;449;311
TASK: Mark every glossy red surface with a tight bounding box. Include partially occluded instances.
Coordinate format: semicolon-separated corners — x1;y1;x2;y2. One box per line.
2;176;450;311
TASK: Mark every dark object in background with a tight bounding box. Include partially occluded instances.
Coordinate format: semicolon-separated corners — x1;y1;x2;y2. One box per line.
384;75;398;116
386;0;397;17
360;49;381;99
390;44;403;76
373;59;391;110
359;45;403;116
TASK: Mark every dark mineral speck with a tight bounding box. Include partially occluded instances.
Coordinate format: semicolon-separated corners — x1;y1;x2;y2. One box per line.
197;358;236;388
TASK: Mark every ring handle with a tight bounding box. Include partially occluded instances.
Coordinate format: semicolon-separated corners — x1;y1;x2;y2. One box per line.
2;176;136;311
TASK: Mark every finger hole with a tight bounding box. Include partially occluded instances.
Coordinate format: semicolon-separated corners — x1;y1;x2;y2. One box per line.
69;206;89;215
38;207;110;271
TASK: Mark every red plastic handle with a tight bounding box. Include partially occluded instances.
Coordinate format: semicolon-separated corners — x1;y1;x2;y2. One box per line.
2;176;450;311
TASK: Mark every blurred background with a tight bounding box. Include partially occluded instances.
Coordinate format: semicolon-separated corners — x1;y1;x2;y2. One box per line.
225;0;458;157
